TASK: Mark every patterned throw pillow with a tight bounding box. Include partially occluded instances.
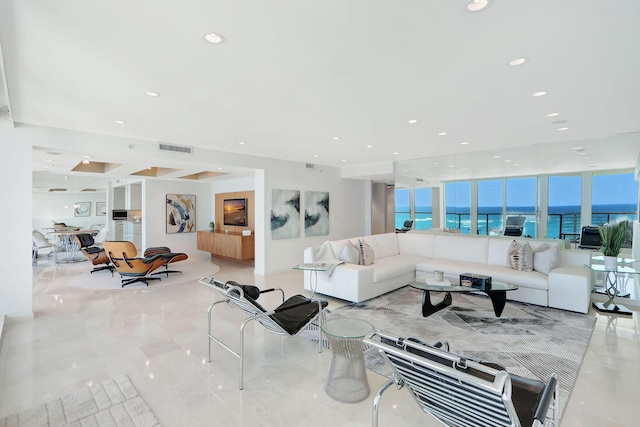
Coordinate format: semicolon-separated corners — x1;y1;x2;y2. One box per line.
339;241;361;264
358;239;375;266
507;240;533;272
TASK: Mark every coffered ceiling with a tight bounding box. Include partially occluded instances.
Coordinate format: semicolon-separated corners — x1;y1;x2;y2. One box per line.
1;1;639;184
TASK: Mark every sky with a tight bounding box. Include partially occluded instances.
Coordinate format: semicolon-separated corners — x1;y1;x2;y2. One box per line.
397;172;638;209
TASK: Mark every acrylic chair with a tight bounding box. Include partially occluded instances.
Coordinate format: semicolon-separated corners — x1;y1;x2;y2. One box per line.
32;229;57;263
199;276;328;390
364;330;559;427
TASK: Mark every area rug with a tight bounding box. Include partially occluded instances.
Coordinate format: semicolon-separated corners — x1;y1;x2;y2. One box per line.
0;375;159;427
69;258;219;291
330;286;596;418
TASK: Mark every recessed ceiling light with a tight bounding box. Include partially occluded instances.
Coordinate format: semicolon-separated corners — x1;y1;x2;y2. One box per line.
203;33;225;44
438;132;447;136
557;127;569;131
45;159;54;163
408;119;418;124
145;91;160;97
573;146;585;151
402;169;408;172
504;159;512;163
493;155;501;159
547;112;560;117
82;160;90;164
466;0;489;12
313;154;319;157
341;159;347;162
332;136;340;140
532;91;547;97
448;165;454;168
393;152;399;155
434;162;440;165
217;167;222;170
82;155;91;158
509;58;526;66
115;120;126;124
460;141;469;145
238;141;245;145
366;145;373;148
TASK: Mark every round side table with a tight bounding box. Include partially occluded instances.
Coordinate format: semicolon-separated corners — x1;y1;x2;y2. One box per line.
321;317;374;403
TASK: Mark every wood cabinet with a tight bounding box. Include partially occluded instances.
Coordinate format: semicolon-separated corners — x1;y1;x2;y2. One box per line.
197;231;254;262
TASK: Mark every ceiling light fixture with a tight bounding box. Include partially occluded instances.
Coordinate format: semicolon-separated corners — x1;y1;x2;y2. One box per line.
313;154;319;157
504;159;512;163
547;112;560;117
557;127;569;131
466;0;489;12
82;160;90;164
238;141;245;145
203;33;225;44
115;120;126;124
532;91;547;97
509;58;526;66
332;136;340;140
366;145;373;148
408;119;418;124
393;152;399;155
460;141;469;145
493;155;501;159
438;132;447;136
145;91;160;97
341;159;347;162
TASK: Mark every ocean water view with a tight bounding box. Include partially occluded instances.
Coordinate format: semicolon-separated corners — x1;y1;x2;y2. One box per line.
396;203;637;239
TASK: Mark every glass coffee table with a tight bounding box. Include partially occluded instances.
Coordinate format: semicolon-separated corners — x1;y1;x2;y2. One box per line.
410;276;518;317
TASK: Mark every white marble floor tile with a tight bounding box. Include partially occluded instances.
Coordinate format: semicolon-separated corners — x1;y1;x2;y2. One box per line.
0;257;638;426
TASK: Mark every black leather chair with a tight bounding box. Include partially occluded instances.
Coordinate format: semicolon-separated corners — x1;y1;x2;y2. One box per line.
365;330;559;427
143;246;189;277
74;233;113;274
503;216;526;237
199;276;329;389
396;220;413;233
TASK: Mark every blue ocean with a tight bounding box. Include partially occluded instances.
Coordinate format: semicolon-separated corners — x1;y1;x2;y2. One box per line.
396;203;637;239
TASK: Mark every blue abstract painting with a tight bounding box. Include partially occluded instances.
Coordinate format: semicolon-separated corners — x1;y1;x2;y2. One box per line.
271;189;300;240
304;191;329;237
166;194;196;233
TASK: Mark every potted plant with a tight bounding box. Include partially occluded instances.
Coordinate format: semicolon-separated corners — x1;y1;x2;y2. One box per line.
209;221;215;231
598;219;629;269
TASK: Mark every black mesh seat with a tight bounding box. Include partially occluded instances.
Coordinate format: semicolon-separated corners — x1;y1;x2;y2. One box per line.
199;276;329;390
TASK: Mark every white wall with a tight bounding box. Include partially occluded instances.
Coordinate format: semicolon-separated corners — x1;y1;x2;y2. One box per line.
32;192;107;233
0;123;33;319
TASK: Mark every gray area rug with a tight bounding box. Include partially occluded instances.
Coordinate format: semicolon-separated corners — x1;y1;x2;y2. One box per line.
0;375;159;427
331;286;596;418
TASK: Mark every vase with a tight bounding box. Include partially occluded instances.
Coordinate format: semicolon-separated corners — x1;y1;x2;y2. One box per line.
603;255;618;271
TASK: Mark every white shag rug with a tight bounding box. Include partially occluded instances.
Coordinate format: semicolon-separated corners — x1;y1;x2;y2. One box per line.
0;375;159;427
68;257;220;291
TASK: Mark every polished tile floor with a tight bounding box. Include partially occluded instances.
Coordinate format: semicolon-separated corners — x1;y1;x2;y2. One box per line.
0;254;638;426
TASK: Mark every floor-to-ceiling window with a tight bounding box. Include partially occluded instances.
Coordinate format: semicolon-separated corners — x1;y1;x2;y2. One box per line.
477;179;503;235
591;172;638;225
414;187;432;230
445;181;470;233
548;175;582;240
506;177;537;237
395;187;410;230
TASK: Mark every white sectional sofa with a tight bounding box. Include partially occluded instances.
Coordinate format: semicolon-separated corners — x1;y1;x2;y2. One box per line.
303;232;593;313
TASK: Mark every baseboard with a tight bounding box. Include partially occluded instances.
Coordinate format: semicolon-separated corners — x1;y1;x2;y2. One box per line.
4;312;35;324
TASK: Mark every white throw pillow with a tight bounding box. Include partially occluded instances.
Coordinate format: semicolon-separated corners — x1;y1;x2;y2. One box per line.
357;239;375;266
339;241;360;264
533;244;560;275
507;240;533;272
311;240;337;262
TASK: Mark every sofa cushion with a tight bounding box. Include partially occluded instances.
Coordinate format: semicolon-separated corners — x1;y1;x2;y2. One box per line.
508;240;534;272
374;233;400;259
398;233;435;258
330;238;358;259
533;244;560;275
372;255;425;282
311;240;337;262
433;235;489;265
358;239;375;266
339;241;360;264
488;238;559;268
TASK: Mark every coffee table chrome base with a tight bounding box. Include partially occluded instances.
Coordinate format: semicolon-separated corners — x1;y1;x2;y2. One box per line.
421;289;508;317
593;301;633;316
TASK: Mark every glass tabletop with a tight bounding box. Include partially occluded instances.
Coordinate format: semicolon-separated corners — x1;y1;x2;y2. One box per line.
585;264;638;274
591;255;637;265
293;262;334;271
410;276;518;292
321;318;374;339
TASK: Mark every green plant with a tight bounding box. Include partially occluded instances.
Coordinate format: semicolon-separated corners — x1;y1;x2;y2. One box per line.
598;219;629;257
209;221;215;230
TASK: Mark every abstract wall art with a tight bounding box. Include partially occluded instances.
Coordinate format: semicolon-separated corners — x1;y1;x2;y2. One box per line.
96;201;107;216
74;202;91;217
166;194;196;234
271;189;300;240
304;191;329;237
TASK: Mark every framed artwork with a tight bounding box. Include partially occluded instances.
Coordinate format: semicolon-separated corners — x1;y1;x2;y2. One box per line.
96;201;107;216
271;189;300;240
74;202;91;217
166;194;196;233
304;191;329;237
